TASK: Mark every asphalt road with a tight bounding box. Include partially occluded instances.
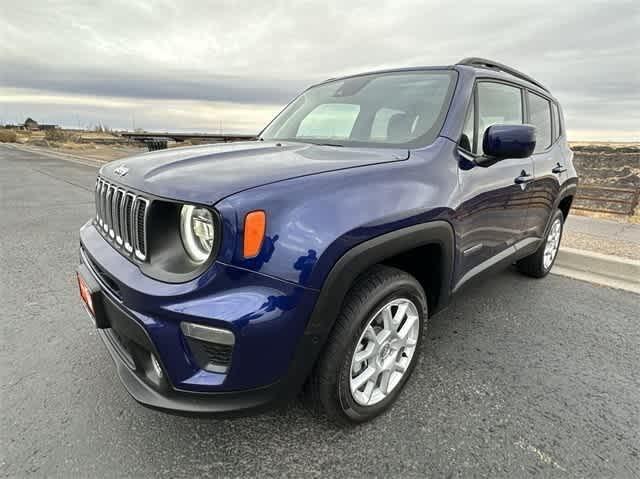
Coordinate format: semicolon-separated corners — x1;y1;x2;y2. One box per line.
1;144;639;478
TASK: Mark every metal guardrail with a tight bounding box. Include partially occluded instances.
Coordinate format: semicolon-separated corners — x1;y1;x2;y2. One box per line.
120;132;257;151
573;185;639;216
121;132;256;142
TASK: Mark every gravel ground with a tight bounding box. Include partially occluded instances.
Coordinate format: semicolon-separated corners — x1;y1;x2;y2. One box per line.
1;145;639;478
563;215;640;260
563;231;640;260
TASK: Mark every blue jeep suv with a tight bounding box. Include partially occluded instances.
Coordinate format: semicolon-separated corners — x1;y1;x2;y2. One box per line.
77;58;577;423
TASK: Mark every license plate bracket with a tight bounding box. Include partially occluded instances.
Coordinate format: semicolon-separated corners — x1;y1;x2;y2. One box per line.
77;264;110;329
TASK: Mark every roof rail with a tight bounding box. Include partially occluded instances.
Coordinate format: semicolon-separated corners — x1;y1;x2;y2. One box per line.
456;57;549;93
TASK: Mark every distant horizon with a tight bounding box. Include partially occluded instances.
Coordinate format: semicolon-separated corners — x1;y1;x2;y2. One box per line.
4;119;639;144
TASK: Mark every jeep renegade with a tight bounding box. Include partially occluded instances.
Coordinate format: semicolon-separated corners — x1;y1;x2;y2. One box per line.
77;58;577;424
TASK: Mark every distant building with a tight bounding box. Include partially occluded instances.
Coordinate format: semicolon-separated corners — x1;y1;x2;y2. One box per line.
21;118;59;131
24;118;38;130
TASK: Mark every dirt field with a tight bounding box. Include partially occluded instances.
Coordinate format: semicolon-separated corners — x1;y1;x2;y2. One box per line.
569;143;640;222
4;129;145;161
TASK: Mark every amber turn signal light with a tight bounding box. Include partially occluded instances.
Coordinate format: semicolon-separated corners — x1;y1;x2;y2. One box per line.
243;211;266;258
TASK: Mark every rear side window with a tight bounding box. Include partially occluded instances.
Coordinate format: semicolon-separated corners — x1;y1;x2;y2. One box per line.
475;82;523;155
551;102;561;141
528;92;552;153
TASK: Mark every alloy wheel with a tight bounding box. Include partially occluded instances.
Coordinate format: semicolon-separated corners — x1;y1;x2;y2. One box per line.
543;217;563;270
349;298;420;406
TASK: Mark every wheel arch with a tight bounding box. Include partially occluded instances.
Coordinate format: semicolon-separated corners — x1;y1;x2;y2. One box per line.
304;220;454;337
550;182;578;231
557;194;574;220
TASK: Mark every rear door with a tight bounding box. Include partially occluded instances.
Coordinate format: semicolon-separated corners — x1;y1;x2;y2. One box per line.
522;91;563;239
453;81;535;288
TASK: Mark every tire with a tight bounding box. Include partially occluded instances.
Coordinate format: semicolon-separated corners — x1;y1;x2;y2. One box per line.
516;209;564;278
305;265;428;425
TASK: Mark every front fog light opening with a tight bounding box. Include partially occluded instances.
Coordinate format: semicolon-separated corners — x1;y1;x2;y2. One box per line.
181;322;234;374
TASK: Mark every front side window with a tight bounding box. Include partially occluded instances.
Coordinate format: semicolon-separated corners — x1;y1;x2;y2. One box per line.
261;71;456;148
528;92;552;153
476;82;523;155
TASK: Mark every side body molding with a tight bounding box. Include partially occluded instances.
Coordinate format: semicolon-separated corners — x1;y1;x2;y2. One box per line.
304;220;455;336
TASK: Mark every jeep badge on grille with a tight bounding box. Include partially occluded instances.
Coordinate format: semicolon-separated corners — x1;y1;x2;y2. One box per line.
114;165;129;176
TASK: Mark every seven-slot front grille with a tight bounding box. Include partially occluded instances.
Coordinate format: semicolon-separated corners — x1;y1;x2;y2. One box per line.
95;178;149;261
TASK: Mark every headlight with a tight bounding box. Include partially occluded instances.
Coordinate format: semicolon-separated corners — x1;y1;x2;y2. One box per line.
180;205;214;262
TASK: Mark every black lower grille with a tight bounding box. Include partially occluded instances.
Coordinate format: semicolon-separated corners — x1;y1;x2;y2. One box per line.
104;328;136;369
186;337;233;373
200;341;233;364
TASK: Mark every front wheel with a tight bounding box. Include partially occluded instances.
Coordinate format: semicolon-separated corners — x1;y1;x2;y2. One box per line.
516;209;564;278
305;265;427;424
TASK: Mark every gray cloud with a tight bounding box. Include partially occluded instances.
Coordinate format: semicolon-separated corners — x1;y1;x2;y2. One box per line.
1;0;639;139
1;60;305;104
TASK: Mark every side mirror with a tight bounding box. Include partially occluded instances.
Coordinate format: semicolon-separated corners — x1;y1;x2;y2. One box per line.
476;124;536;166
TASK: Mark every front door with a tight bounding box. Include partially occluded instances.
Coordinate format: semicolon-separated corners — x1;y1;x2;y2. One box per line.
452;81;534;289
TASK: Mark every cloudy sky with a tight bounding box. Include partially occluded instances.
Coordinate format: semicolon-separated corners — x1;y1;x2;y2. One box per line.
1;0;639;140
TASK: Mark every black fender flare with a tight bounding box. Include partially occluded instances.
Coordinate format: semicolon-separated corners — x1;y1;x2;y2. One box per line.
545;181;578;234
274;220;455;399
555;182;578;211
305;220;455;336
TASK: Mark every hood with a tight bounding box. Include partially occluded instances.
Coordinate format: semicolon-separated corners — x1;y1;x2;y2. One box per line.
100;141;408;204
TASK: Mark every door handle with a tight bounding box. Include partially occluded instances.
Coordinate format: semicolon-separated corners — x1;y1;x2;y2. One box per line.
552;163;567;174
514;171;533;184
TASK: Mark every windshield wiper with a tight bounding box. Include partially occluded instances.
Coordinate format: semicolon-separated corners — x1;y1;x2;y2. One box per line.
317;142;344;147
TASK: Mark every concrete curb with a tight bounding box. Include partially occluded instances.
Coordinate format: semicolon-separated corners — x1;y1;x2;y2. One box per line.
553;247;640;294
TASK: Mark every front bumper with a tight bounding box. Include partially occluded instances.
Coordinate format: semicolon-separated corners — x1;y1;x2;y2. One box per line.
94;290;291;414
79;221;320;414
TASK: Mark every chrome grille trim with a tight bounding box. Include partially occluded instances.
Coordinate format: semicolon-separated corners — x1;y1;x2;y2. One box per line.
123;193;135;253
100;181;108;232
133;197;149;261
93;177;149;262
106;185;114;237
114;188;124;245
116;188;126;245
95;180;102;225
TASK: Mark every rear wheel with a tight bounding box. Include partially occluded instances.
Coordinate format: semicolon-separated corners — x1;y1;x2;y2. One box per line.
305;265;427;424
516;209;564;278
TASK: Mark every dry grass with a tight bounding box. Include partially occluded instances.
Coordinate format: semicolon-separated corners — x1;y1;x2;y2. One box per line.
44;129;69;142
0;130;18;142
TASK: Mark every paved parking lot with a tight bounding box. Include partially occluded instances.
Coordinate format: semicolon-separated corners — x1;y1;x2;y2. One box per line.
1;145;639;478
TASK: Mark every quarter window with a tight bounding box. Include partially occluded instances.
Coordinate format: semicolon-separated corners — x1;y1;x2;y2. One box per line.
459;92;474;152
476;82;523;155
528;92;552;153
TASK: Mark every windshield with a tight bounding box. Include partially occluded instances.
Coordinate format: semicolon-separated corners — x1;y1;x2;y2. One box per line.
261;70;456;148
